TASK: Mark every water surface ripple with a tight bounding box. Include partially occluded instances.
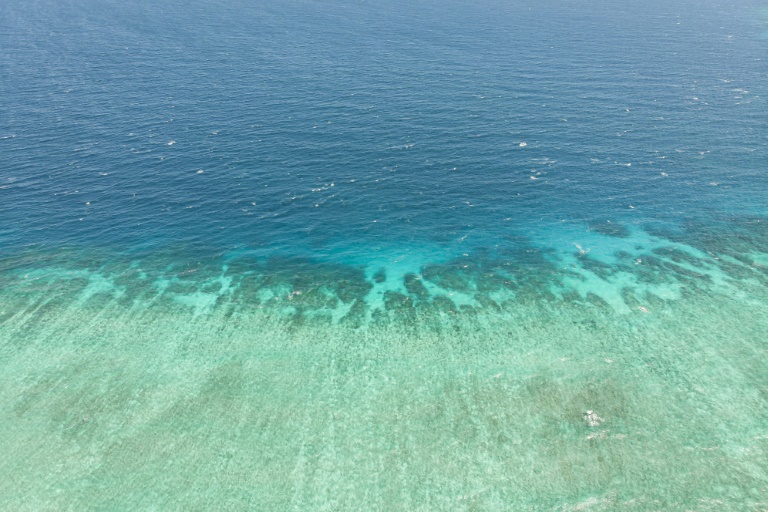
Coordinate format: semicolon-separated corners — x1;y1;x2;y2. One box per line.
1;0;768;509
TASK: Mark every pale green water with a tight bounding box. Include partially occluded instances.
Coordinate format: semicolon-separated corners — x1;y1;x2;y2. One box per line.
2;230;768;510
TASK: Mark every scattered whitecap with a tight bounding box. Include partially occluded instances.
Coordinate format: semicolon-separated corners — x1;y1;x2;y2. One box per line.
519;142;527;147
196;169;204;174
573;243;590;256
167;140;176;146
584;410;604;427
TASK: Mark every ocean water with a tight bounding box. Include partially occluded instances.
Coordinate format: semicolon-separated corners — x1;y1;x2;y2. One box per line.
2;0;768;509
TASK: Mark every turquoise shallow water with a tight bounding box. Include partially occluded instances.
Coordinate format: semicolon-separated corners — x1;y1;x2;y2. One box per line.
2;218;768;509
2;0;768;508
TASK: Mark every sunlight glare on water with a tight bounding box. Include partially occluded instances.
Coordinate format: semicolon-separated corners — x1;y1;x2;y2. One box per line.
1;0;768;509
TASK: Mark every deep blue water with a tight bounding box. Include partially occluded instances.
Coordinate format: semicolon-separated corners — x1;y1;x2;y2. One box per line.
2;0;766;264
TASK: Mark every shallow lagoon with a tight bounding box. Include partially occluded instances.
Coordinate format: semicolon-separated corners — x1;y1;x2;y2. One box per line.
2;217;768;509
